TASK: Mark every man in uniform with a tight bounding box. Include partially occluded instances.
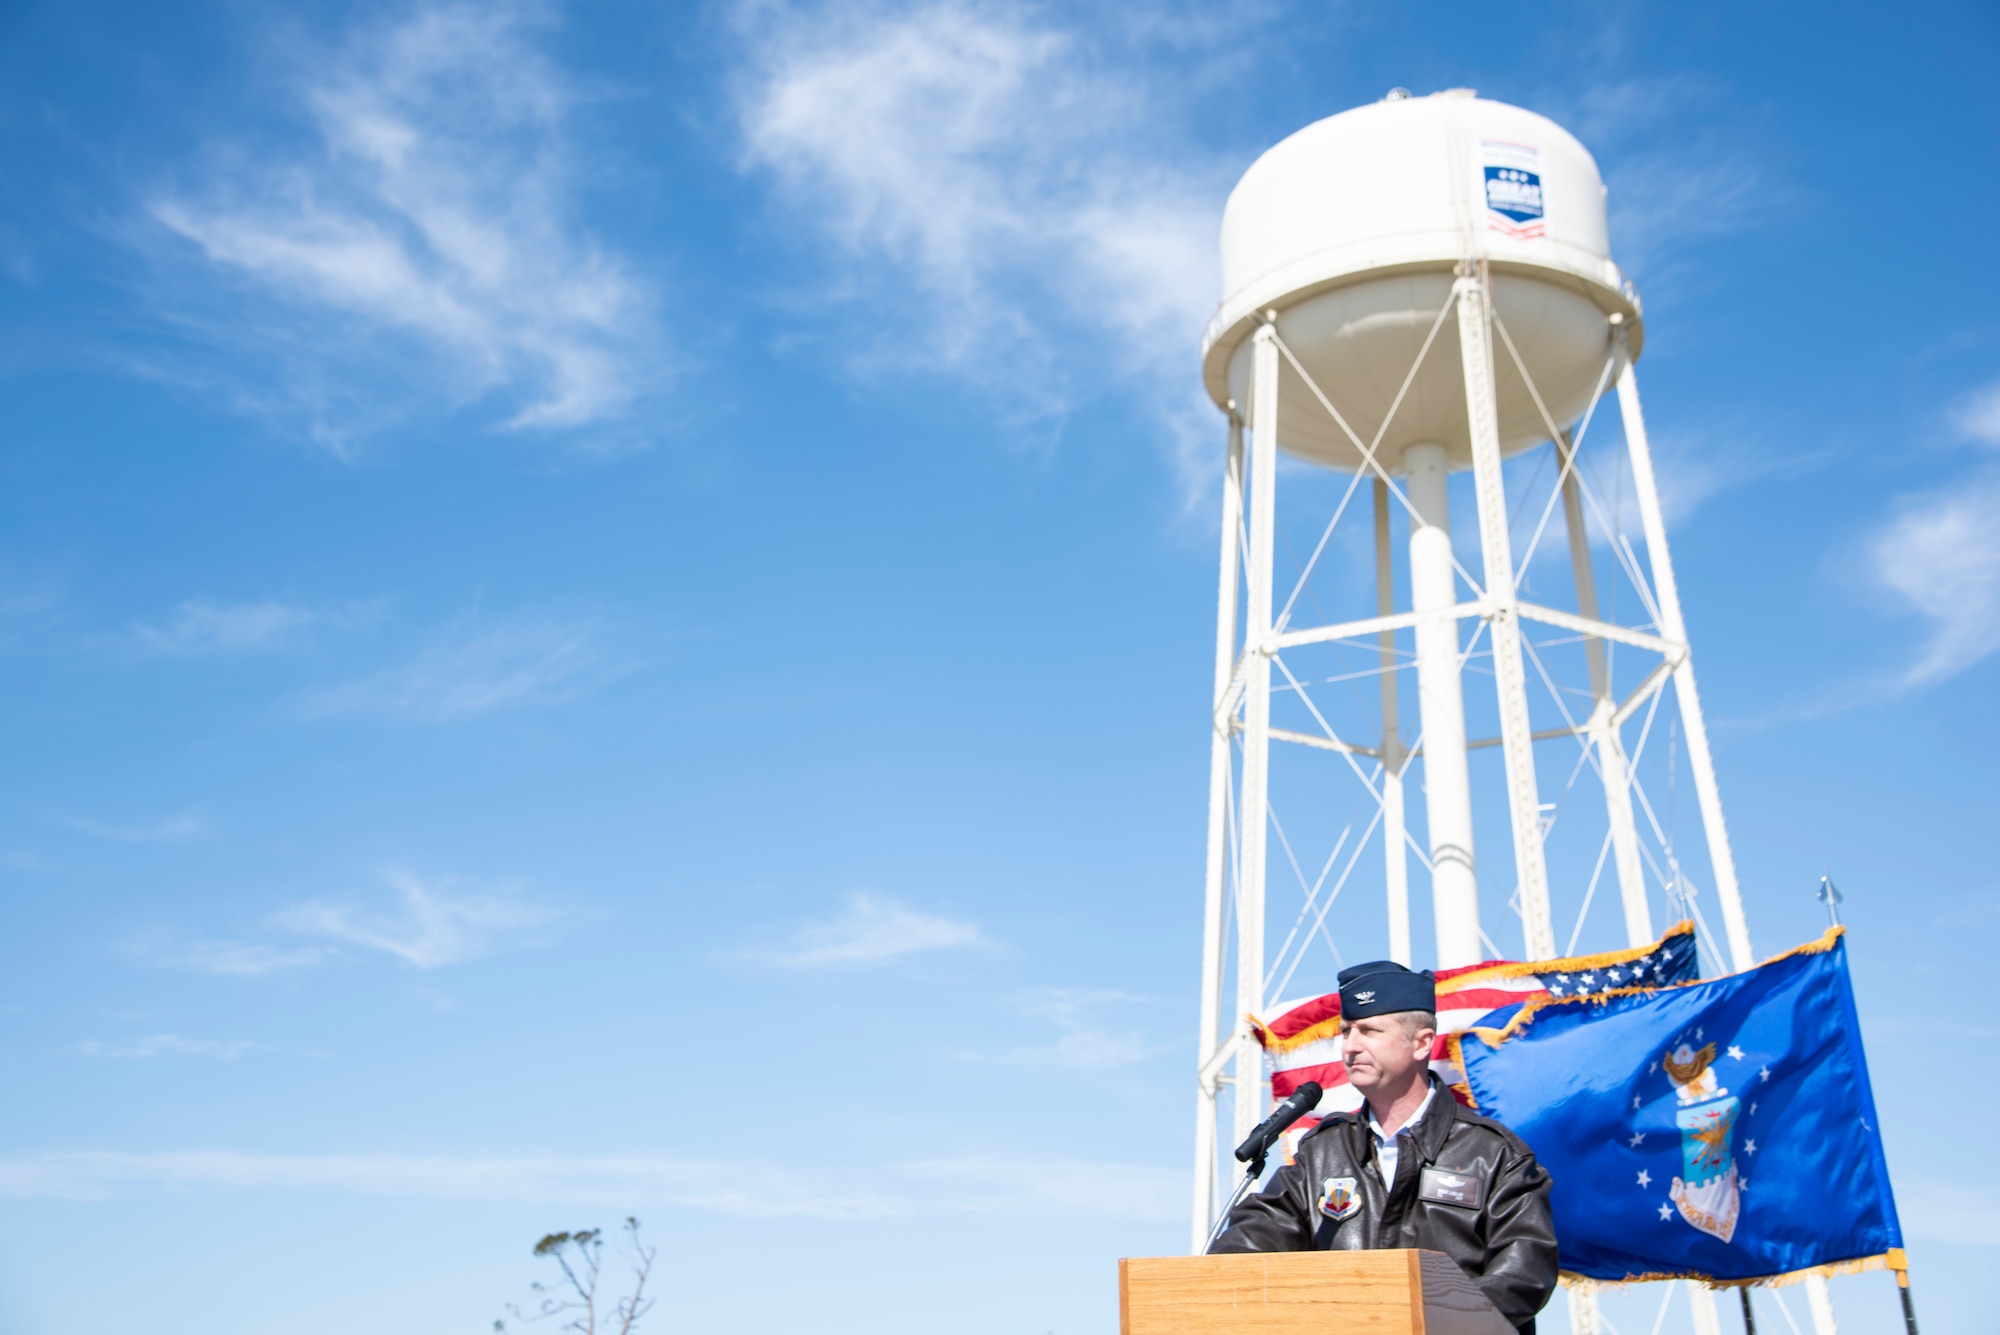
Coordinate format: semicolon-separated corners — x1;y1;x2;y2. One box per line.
1209;960;1559;1332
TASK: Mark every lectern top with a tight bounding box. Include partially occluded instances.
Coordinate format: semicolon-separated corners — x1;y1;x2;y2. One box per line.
1119;1249;1515;1335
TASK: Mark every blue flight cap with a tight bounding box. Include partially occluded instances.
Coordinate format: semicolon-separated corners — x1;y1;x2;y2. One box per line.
1337;960;1436;1019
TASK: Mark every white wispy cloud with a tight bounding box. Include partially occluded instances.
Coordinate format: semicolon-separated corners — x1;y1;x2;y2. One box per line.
157;869;555;975
76;1035;265;1060
127;597;379;655
0;1151;885;1217
1557;75;1781;278
0;1148;1177;1220
1511;415;1830;598
158;941;329;977
132;599;318;654
736;2;1223;415
899;1156;1181;1220
273;869;556;968
1865;470;2000;687
739;892;983;967
1847;376;2000;690
65;811;210;843
1951;380;2000;446
308;610;603;721
983;989;1163;1068
145;2;655;449
0;568;70;651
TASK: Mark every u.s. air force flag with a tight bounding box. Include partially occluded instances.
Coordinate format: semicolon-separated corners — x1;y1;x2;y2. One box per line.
1454;927;1905;1285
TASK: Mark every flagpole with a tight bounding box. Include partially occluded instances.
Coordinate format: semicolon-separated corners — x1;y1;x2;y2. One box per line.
1738;1289;1757;1334
1897;1269;1920;1335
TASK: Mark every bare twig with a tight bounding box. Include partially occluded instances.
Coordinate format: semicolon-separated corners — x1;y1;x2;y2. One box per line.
615;1218;657;1335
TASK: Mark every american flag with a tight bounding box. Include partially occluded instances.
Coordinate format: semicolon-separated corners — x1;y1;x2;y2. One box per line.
1253;923;1699;1137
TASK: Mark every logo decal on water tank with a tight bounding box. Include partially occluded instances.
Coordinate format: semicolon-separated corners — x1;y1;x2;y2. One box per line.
1482;140;1545;239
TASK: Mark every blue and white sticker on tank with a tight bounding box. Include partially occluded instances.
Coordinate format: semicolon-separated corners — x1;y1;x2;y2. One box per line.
1481;139;1545;239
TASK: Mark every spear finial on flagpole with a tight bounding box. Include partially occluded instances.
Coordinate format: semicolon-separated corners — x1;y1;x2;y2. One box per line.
1816;875;1843;929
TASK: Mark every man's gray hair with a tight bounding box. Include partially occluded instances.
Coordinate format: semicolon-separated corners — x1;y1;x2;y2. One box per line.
1390;1009;1438;1037
1341;1009;1439;1037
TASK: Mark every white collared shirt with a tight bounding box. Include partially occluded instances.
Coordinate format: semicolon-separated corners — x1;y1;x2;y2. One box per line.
1367;1084;1437;1188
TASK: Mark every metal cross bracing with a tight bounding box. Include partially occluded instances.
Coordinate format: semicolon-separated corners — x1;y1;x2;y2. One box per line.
1188;267;1838;1333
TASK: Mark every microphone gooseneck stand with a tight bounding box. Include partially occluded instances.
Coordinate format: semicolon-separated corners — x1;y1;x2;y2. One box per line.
1201;1147;1269;1253
1200;1081;1323;1253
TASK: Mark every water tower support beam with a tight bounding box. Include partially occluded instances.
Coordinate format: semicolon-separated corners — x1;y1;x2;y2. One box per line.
1689;1286;1724;1335
1375;478;1413;966
1191;413;1244;1250
1566;1286;1603;1335
1457;270;1555;961
1611;333;1754;976
1405;440;1479;967
1234;323;1281;1148
1555;431;1652;946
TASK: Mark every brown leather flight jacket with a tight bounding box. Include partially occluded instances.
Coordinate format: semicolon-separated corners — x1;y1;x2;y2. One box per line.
1208;1078;1559;1332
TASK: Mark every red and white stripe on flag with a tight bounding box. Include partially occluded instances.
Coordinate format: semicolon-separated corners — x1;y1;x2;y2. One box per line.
1252;923;1697;1147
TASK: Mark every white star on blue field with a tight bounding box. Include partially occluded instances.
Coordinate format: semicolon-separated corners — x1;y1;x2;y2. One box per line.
0;3;1996;1334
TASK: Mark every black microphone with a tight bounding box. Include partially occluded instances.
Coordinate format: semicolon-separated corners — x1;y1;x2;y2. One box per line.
1233;1081;1324;1165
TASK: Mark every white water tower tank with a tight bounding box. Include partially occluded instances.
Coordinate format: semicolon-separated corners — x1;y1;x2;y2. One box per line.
1200;89;1643;472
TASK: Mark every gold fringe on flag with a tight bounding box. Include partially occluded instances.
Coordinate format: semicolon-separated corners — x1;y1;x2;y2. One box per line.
1557;1247;1906;1293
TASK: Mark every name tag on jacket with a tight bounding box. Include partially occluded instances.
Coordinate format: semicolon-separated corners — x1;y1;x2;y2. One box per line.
1418;1166;1484;1209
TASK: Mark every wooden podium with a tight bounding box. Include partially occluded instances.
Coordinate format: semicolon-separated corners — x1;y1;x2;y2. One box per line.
1119;1250;1515;1335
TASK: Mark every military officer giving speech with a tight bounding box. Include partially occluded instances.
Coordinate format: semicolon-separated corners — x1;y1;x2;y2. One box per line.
1209;961;1560;1333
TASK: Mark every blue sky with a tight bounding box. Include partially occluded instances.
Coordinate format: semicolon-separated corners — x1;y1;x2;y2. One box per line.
2;1;1997;1332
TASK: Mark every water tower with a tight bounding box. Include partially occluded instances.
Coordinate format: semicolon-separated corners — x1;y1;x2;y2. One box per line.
1188;90;1835;1335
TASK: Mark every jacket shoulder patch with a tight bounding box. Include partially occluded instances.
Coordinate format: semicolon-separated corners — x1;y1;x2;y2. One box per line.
1316;1175;1362;1221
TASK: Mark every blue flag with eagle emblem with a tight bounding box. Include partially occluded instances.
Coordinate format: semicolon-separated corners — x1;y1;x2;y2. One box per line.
1454;928;1905;1285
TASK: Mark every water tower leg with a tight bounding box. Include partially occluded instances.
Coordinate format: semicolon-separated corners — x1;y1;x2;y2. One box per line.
1566;1285;1603;1334
1688;1283;1722;1335
1595;718;1650;946
1611;340;1754;975
1191;415;1244;1252
1375;478;1412;966
1556;432;1651;946
1803;1276;1839;1334
1234;324;1281;1146
1404;441;1479;967
1456;271;1555;960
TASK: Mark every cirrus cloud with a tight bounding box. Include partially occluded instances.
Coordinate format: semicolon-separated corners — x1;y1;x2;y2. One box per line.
305;609;607;722
145;2;659;451
75;1035;267;1060
0;1147;1177;1220
1865;470;2000;688
735;1;1225;419
273;869;557;969
152;868;557;976
735;892;984;968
